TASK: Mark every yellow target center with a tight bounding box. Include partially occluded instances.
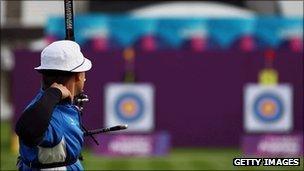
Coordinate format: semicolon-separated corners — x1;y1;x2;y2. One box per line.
261;101;276;116
122;101;136;115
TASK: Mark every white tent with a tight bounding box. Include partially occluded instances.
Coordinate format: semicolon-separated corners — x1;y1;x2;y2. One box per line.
131;1;256;18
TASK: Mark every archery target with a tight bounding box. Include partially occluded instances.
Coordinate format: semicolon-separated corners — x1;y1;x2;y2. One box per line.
253;93;284;122
105;83;154;132
244;84;292;133
115;93;144;122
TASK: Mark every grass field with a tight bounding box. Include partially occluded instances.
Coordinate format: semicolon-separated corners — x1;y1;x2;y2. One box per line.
1;121;302;170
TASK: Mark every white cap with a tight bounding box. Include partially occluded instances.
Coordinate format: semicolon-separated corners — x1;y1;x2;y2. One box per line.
35;40;92;72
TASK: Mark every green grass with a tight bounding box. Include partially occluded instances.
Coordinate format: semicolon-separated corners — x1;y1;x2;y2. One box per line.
1;121;302;170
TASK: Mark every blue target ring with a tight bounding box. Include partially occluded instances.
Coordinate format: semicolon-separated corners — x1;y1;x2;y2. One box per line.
114;93;144;122
253;92;284;122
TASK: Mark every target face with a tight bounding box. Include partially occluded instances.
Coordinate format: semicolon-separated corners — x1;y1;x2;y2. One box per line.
244;84;292;133
115;93;144;122
253;93;283;122
105;83;154;132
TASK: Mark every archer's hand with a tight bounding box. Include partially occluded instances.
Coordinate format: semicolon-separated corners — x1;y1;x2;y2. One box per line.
51;83;72;100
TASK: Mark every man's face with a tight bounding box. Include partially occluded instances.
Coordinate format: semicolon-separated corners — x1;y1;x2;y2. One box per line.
75;72;86;95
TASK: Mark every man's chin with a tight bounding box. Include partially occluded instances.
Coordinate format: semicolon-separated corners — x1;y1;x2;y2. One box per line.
75;90;84;96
